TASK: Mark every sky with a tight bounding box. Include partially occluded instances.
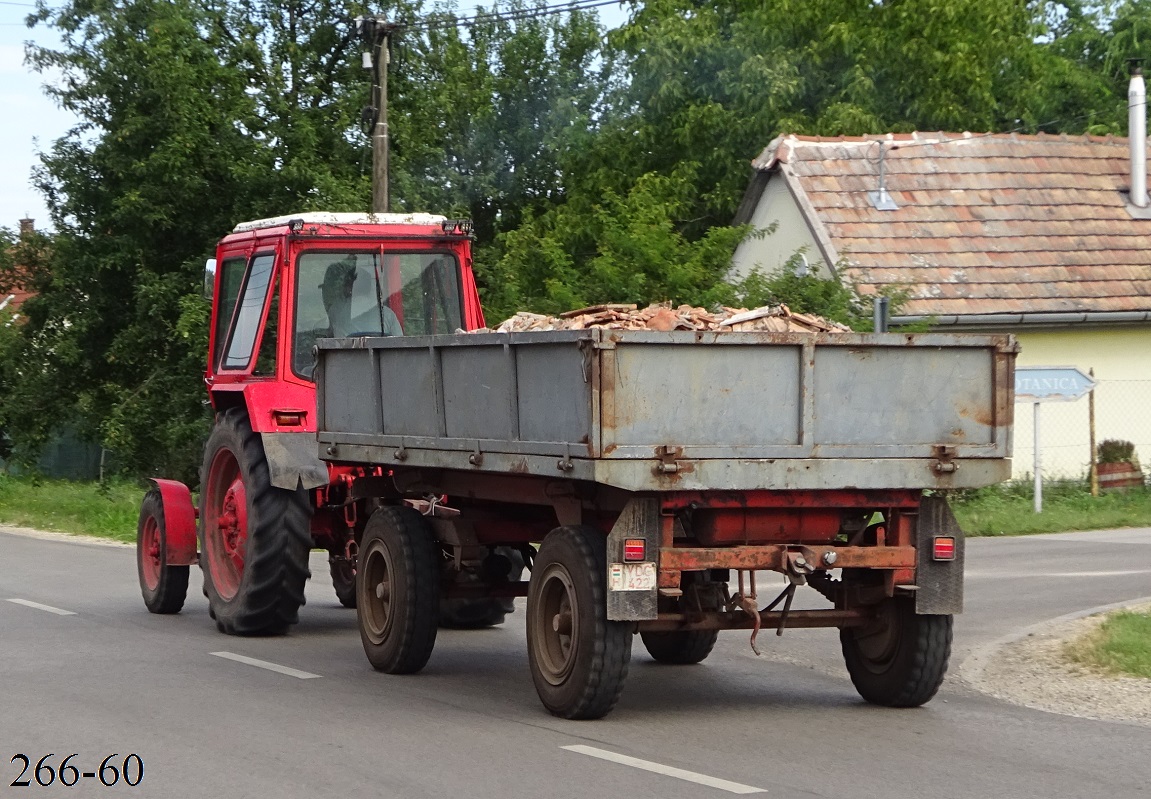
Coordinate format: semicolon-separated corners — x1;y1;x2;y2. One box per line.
1;1;70;234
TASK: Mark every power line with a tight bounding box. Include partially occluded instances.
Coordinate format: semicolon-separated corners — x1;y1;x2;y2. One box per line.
401;0;625;33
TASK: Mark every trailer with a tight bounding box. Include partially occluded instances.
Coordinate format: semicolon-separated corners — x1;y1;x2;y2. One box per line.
315;327;1016;718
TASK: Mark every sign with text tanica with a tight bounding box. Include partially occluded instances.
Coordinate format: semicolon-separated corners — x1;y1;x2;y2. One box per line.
1015;366;1095;402
1014;365;1096;514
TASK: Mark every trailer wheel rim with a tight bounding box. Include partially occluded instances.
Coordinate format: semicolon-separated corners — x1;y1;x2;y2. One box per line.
204;448;247;601
532;563;579;686
361;539;395;644
140;514;162;591
851;600;902;672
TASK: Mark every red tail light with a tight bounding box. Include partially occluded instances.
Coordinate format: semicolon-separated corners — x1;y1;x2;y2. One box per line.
273;410;305;427
623;539;646;562
932;536;956;561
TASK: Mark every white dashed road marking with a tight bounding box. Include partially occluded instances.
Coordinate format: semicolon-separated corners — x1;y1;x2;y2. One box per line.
210;651;321;680
966;570;1151;579
7;598;76;616
562;745;767;794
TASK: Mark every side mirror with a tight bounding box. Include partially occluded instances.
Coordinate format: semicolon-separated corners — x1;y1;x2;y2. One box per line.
203;258;217;301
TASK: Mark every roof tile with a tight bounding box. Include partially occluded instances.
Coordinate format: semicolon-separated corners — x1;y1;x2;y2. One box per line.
757;132;1151;316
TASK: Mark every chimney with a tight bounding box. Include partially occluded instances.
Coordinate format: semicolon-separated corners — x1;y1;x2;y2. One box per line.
18;217;34;237
1130;60;1147;208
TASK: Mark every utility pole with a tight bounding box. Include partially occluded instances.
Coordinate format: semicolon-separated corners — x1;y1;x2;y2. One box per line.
358;17;399;213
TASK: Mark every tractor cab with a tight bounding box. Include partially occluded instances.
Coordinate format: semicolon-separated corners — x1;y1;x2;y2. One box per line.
204;212;485;433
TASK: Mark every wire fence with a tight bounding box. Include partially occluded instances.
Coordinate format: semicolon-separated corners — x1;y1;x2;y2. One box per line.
1013;379;1151;482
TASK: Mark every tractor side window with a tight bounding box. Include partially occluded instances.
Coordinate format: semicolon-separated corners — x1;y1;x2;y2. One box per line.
222;253;275;370
253;290;279;376
212;257;247;371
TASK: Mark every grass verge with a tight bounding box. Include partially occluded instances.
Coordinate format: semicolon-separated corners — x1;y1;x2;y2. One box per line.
0;473;144;543
950;481;1151;536
2;475;1148;543
1065;609;1151;680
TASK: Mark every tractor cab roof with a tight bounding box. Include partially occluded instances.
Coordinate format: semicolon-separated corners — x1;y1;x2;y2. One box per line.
232;211;449;233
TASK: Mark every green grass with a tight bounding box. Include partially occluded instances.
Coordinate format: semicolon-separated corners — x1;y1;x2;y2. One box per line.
0;473;145;543
1066;609;1151;680
950;481;1151;537
2;474;1149;543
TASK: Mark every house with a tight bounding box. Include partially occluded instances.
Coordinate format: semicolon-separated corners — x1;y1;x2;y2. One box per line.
731;131;1151;480
2;218;37;319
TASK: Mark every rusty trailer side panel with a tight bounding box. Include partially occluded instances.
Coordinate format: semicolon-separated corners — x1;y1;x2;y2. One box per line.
315;329;1015;492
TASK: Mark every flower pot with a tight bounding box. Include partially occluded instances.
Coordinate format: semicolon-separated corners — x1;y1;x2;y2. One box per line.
1097;461;1145;492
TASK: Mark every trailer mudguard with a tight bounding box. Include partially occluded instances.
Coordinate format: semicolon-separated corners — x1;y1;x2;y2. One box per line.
914;495;964;615
606;498;660;621
150;478;198;566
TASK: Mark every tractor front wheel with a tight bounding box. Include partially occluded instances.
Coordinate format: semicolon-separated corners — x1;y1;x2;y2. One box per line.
137;490;189;614
199;408;312;636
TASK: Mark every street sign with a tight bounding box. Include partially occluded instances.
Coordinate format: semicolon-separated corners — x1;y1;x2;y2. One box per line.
1014;366;1096;402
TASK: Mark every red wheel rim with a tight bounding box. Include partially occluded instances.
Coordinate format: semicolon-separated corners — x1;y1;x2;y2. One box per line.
204;448;247;600
140;514;162;591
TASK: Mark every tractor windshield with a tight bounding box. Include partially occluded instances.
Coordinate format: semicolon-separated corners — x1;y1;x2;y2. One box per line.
293;250;463;380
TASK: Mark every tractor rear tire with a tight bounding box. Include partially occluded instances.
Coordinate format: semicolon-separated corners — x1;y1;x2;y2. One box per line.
137;490;189;614
841;596;952;707
199;408;312;636
357;506;439;674
527;526;632;719
331;557;357;609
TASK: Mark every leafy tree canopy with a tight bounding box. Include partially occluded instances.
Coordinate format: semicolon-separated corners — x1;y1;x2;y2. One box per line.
6;0;1151;478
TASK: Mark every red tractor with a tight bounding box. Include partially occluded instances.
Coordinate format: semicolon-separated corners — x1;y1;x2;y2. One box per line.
136;212;511;633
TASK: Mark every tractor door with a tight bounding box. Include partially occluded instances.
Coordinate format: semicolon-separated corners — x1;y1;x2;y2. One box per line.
207;245;280;385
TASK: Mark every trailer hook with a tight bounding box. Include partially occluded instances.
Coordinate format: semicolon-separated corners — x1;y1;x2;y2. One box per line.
738;594;762;656
732;570;762;656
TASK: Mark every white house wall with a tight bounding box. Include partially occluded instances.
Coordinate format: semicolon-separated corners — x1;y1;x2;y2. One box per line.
1011;327;1151;481
731;175;830;279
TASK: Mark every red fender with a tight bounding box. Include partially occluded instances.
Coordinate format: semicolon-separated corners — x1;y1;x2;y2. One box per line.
150;478;199;566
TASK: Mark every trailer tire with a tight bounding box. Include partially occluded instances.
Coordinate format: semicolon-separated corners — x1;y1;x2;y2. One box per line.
640;629;718;665
840;597;951;707
527;526;632;719
199;408;312;636
639;572;721;664
357;506;439;674
330;557;357;609
137;490;189;614
439;547;524;629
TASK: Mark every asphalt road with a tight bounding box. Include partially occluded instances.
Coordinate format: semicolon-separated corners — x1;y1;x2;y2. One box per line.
1;527;1149;799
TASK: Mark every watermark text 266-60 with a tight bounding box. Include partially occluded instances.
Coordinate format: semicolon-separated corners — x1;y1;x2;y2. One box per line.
10;754;143;787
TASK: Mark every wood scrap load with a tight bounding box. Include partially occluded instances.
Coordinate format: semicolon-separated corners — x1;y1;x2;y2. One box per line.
480;302;851;333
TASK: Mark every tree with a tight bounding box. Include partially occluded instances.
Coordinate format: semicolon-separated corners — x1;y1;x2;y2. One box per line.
493;0;1139;320
19;0;272;480
14;0;613;477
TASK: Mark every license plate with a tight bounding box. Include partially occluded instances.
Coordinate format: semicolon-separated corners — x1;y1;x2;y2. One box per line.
608;562;656;591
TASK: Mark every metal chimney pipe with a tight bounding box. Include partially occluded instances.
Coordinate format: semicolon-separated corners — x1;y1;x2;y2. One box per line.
1129;60;1147;208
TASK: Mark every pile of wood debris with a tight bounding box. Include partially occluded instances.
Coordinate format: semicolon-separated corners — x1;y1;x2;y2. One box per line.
478;302;851;334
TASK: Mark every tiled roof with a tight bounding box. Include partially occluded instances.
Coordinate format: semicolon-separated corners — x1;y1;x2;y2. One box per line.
750;132;1151;318
2;287;33;313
